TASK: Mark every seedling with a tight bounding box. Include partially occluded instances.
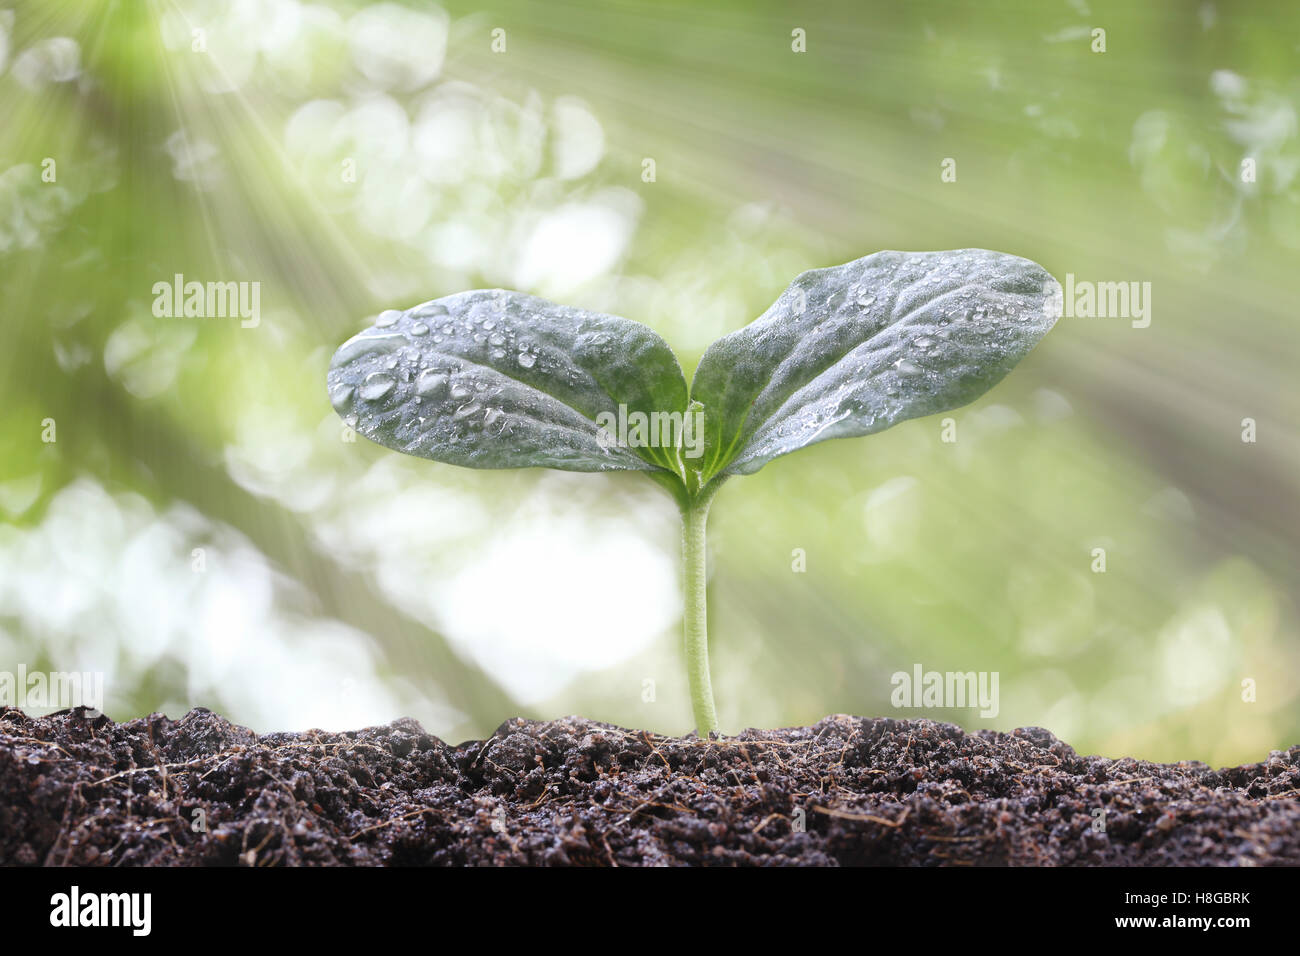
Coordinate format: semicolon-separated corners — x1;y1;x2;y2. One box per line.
327;249;1062;736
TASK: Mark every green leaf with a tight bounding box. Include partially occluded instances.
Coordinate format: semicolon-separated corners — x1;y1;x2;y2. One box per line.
689;249;1062;480
327;290;689;474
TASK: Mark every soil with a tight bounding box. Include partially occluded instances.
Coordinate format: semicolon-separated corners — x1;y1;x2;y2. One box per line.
1;706;1296;866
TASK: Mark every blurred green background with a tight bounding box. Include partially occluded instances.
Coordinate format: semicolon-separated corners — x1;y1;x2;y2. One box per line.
1;0;1297;766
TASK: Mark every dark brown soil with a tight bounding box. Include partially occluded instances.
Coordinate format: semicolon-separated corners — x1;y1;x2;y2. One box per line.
1;706;1296;866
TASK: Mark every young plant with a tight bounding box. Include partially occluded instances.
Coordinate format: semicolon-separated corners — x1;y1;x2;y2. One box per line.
327;249;1062;736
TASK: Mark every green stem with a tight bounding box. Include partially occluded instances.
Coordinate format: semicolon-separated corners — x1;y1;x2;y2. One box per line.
681;480;722;736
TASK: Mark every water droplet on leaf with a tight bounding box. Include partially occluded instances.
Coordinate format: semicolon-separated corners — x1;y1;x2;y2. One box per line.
329;384;354;412
360;372;396;400
416;370;448;399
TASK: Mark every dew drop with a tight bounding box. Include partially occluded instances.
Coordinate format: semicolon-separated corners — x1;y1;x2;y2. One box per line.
411;323;429;336
328;384;355;413
416;370;448;399
375;309;401;328
517;352;536;369
333;333;405;365
360;372;396;400
411;302;448;319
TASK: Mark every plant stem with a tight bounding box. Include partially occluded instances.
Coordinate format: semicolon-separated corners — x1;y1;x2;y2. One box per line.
681;481;721;737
